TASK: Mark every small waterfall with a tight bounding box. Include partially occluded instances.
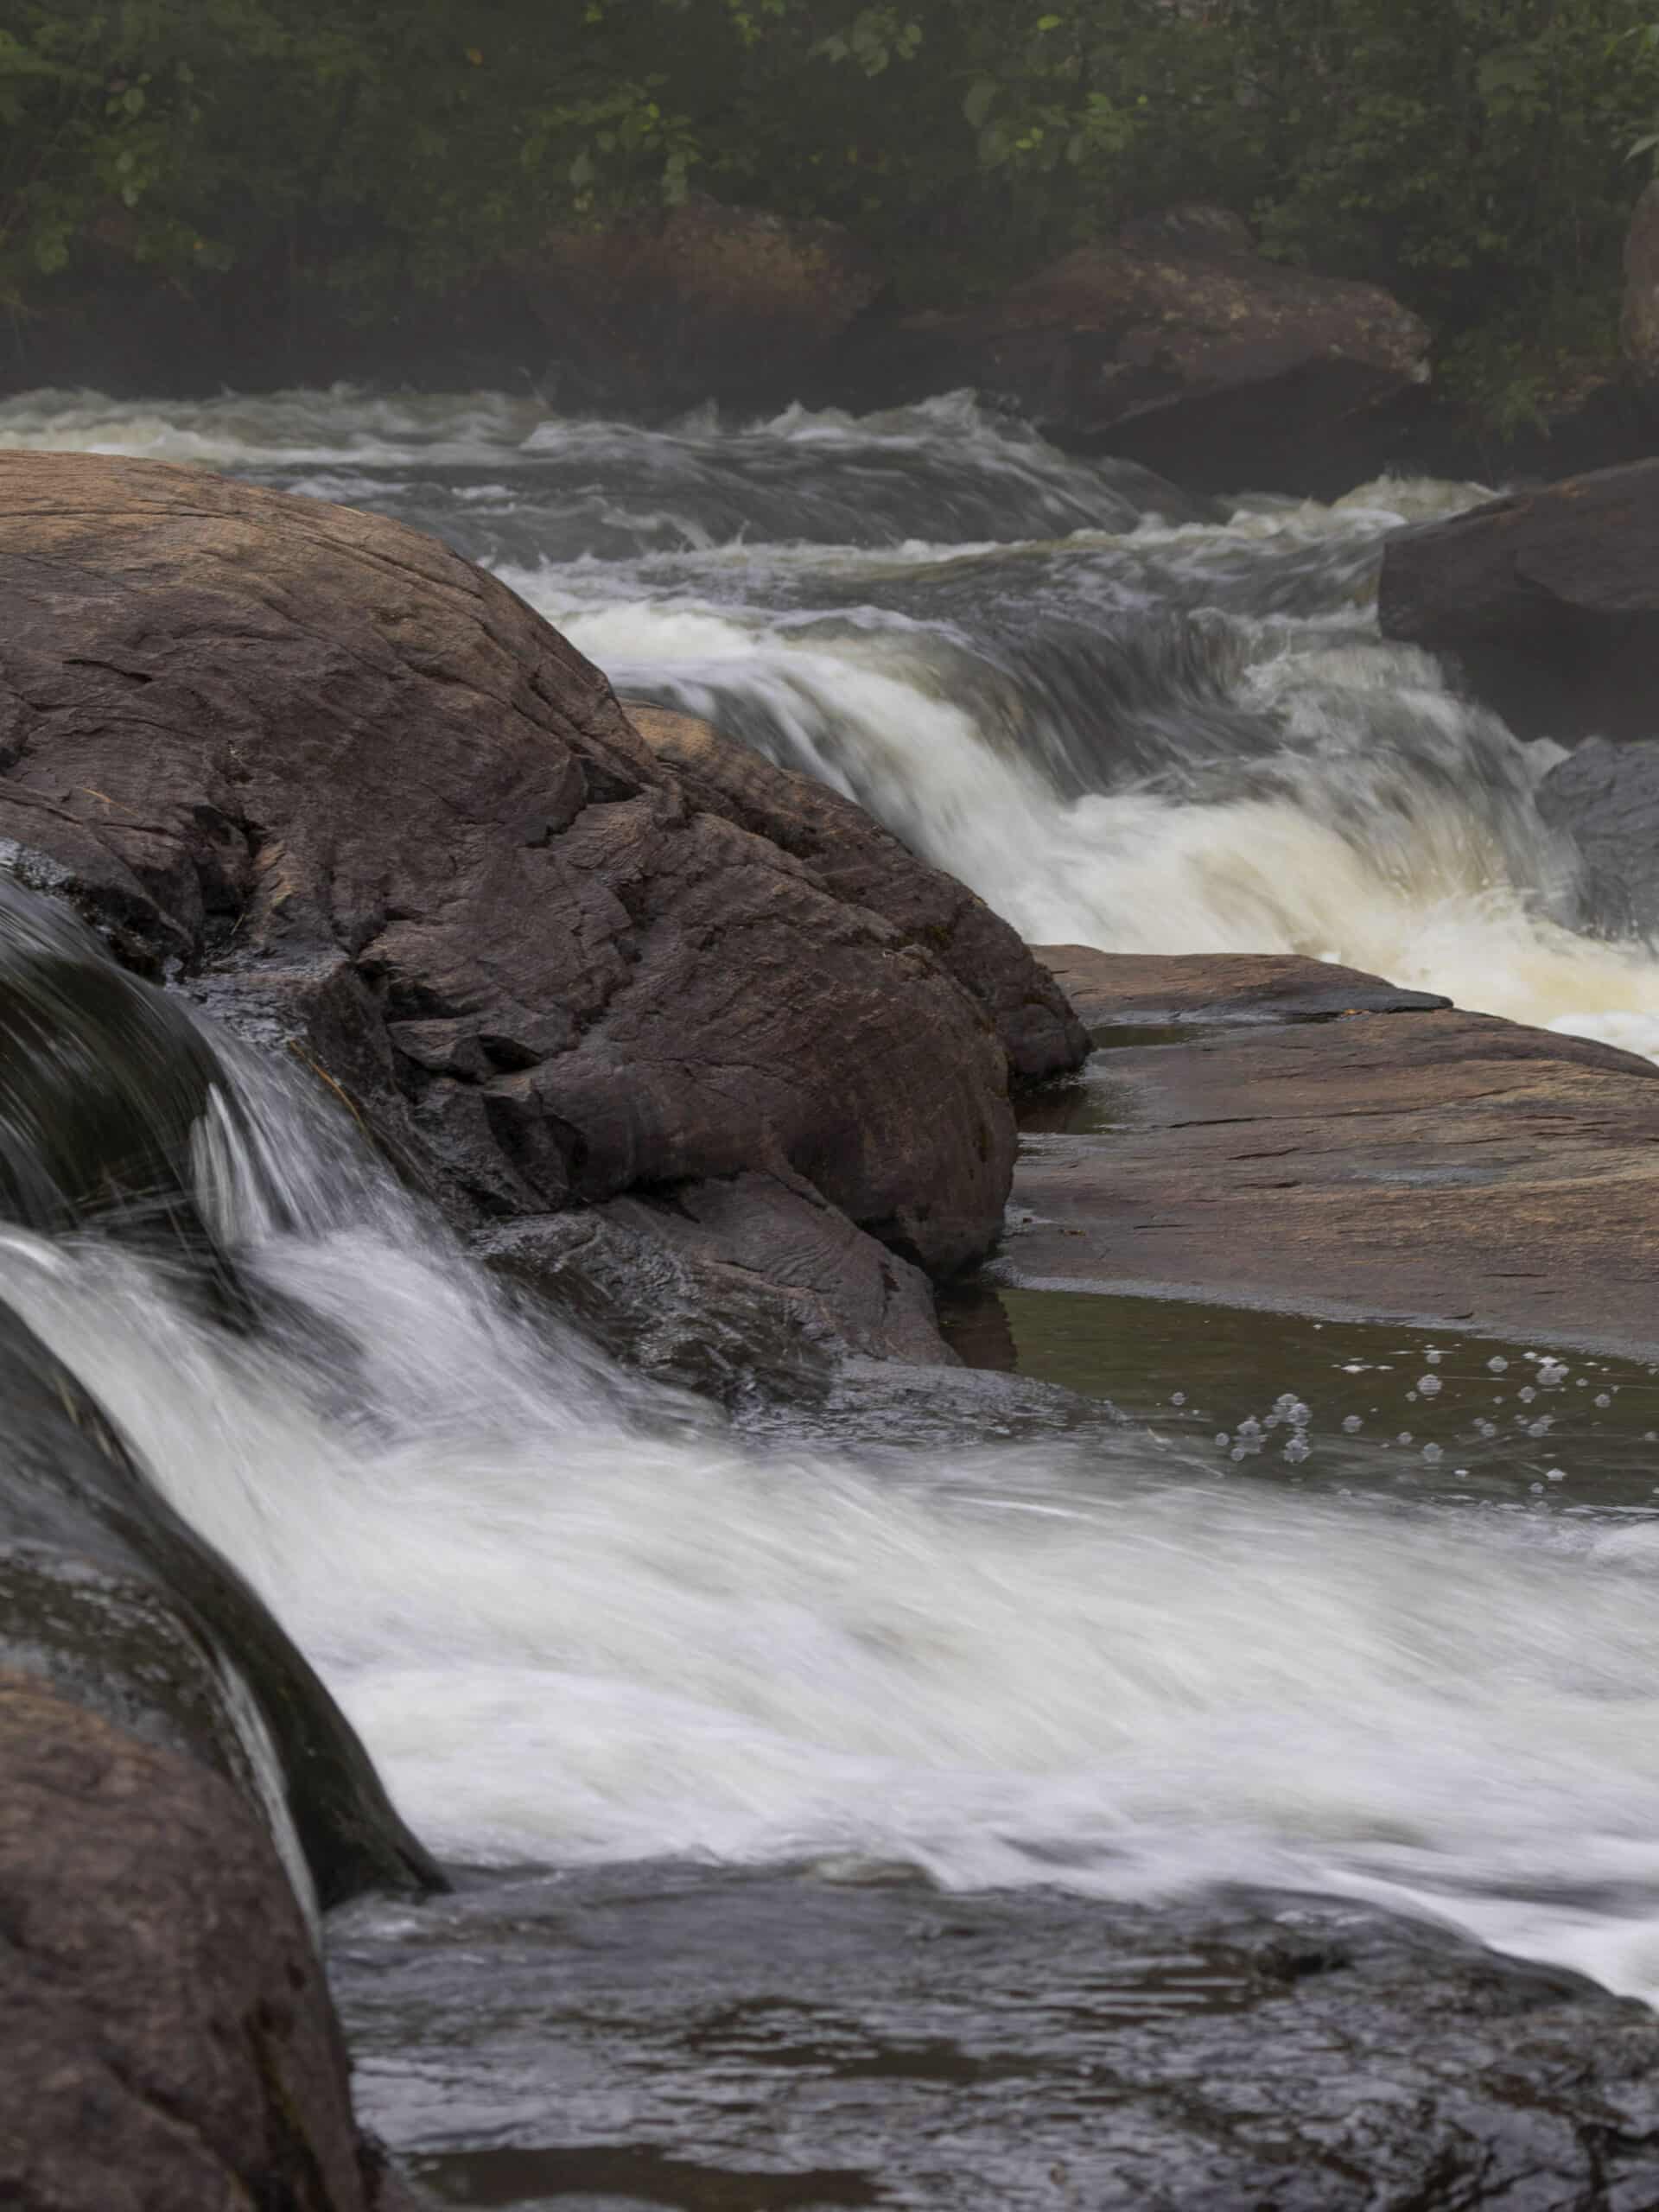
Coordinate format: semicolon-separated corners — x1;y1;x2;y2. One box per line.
8;385;1659;2012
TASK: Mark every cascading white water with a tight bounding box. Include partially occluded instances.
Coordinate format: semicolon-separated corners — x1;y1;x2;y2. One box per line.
10;385;1659;2009
5;1057;1659;2004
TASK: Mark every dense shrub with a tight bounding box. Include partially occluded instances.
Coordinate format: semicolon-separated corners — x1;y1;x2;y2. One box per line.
4;0;1659;421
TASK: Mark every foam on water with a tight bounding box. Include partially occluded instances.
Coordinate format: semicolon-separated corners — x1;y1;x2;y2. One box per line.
3;1099;1659;1998
16;385;1659;2003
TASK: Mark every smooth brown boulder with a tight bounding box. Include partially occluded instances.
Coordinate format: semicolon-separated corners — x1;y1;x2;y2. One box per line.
0;452;1039;1293
631;704;1088;1081
515;195;883;416
830;212;1427;486
1014;952;1659;1352
1378;461;1659;741
1036;944;1449;1030
0;1674;385;2212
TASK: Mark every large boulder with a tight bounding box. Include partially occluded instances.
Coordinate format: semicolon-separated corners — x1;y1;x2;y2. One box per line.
514;195;884;416
1378;461;1659;741
0;1675;400;2212
829;207;1428;487
1537;735;1659;940
626;703;1088;1082
0;455;1061;1349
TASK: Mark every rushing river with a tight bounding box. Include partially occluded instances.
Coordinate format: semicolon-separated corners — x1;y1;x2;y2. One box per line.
8;385;1659;2120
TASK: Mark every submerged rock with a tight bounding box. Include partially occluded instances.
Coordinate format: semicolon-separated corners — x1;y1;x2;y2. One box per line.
0;451;1069;1365
829;211;1428;488
332;1859;1659;2210
0;1675;395;2212
1379;459;1659;741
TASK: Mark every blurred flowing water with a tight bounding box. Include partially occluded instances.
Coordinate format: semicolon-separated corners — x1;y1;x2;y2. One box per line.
9;387;1659;2183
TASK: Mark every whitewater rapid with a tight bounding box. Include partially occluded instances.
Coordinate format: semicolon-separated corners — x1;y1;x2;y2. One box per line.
10;384;1659;2007
5;382;1650;1051
7;1076;1659;2005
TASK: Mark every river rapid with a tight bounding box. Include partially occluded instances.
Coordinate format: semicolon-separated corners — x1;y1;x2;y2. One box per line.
9;385;1659;2135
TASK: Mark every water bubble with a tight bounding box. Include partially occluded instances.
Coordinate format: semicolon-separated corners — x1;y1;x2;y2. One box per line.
1406;1391;1417;1403
1546;1468;1567;1483
1538;1359;1568;1385
1417;1375;1442;1396
1291;1402;1311;1425
1596;1394;1612;1409
1171;1391;1186;1406
1398;1432;1414;1445
1421;1443;1443;1464
1230;1447;1246;1463
1530;1482;1545;1494
1527;1421;1549;1439
1216;1433;1230;1447
1488;1357;1509;1373
1425;1349;1443;1364
1283;1438;1310;1465
1341;1414;1362;1433
1238;1417;1262;1440
1519;1387;1536;1404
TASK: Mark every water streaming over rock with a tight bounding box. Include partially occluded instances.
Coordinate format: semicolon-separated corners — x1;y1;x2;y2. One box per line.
8;385;1659;2013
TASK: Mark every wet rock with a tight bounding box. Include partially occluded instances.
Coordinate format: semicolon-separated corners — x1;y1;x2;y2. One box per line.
331;1859;1659;2210
0;1294;438;1907
515;195;884;416
1035;944;1450;1031
1537;735;1659;940
830;213;1428;489
1378;459;1659;741
484;1168;951;1408
0;452;1037;1327
1009;968;1659;1353
0;1674;386;2212
630;704;1088;1082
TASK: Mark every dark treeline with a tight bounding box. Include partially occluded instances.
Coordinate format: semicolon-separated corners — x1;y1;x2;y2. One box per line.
4;0;1659;422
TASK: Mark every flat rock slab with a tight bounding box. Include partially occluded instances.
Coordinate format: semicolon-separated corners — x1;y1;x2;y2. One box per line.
332;1860;1659;2212
1036;944;1450;1028
1015;955;1659;1352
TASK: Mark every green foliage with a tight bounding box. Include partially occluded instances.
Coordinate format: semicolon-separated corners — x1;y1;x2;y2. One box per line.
5;0;1659;427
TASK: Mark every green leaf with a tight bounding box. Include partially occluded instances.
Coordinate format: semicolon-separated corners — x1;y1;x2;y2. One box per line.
962;76;998;128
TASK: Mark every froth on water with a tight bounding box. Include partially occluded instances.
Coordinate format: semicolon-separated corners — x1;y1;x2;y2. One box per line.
0;1048;1650;2002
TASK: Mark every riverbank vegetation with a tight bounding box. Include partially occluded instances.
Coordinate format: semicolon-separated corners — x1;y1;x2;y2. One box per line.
4;0;1659;424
